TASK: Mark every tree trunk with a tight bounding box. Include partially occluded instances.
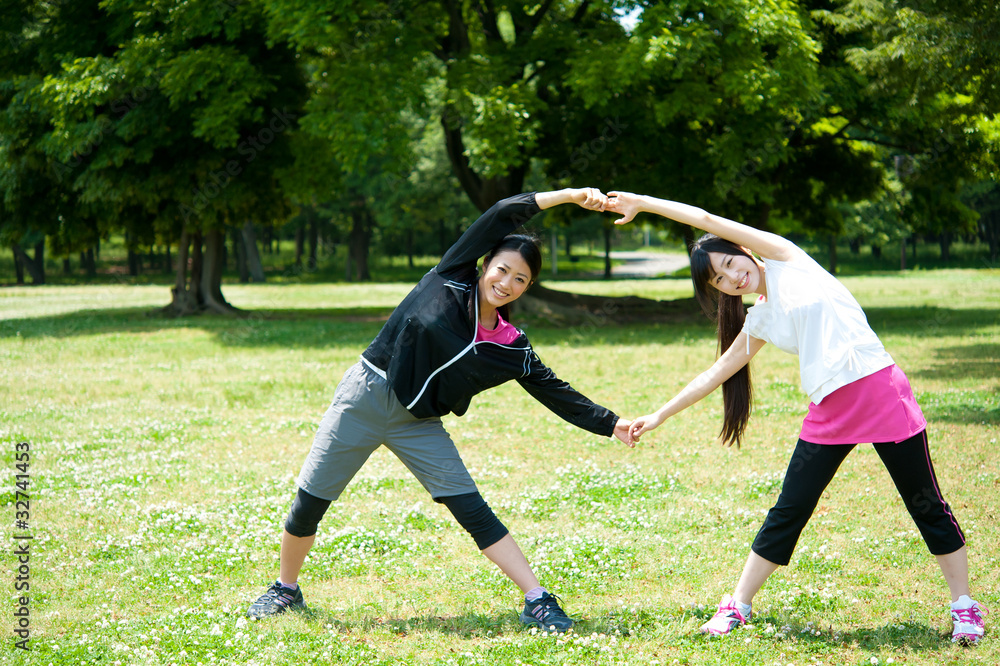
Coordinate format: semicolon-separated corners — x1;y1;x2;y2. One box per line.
307;218;318;271
986;210;1000;264
13;242;45;284
13;246;25;284
164;242;172;275
165;228;239;315
900;237;907;270
551;231;558;278
127;243;139;276
63;257;72;275
241;221;266;282
233;227;250;283
294;226;304;268
348;204;374;281
168;228;197;314
441;110;526;211
200;229;236;313
603;224;612;280
827;234;838;275
939;232;952;262
85;247;97;277
871;244;882;259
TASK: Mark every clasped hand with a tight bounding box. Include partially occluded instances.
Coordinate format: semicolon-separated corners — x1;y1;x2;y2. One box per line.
573;188;660;448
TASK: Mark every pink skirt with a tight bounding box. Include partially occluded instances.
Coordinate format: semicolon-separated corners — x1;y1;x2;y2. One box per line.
800;365;927;445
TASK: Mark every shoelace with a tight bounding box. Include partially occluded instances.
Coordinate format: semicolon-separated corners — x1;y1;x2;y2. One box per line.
269;585;297;608
715;602;747;623
953;605;986;625
534;595;569;620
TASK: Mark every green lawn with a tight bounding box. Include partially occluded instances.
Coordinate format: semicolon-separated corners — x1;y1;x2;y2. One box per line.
1;270;997;666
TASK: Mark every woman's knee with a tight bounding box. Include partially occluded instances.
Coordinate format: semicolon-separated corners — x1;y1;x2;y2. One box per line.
437;492;509;550
284;488;333;538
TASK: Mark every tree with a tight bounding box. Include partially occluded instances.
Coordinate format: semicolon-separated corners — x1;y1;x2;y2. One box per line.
0;0;112;284
817;0;1000;258
6;0;308;311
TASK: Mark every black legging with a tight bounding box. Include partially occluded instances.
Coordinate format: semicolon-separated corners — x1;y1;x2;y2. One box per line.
751;430;966;566
284;487;508;550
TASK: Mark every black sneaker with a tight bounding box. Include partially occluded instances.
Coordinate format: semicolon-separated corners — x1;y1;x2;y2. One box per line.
246;581;306;618
520;592;574;633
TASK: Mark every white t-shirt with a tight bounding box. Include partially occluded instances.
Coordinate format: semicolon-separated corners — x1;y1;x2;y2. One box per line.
742;246;894;404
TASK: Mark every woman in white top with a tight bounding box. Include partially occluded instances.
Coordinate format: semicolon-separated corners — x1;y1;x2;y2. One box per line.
607;191;985;644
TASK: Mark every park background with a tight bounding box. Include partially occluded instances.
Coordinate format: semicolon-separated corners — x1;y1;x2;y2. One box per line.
2;1;998;665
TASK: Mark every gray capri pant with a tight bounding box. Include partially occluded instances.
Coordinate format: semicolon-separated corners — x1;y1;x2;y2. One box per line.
297;360;480;501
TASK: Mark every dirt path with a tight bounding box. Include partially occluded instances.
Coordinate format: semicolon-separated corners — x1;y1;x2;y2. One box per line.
596;251;690;278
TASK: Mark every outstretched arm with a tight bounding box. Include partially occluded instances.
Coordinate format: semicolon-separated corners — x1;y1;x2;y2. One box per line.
630;332;766;441
607;192;796;262
535;187;609;212
518;352;634;447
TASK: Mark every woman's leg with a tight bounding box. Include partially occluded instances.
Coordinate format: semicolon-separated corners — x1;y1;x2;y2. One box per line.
744;439;856;599
247;488;333;618
936;546;971;601
481;533;540;594
872;430;968;598
701;440;854;635
732;551;781;606
278;487;334;584
279;531;317;586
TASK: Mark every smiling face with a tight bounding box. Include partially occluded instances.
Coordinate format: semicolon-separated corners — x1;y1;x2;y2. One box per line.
478;250;534;310
707;250;765;297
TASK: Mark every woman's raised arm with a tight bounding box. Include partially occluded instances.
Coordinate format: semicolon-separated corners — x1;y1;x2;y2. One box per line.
607;192;795;262
535;187;609;211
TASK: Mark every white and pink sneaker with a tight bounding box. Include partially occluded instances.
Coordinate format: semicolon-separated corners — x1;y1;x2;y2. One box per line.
951;596;986;645
700;594;751;636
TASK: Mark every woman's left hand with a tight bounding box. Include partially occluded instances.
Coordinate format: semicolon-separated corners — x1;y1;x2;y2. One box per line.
573;187;609;212
606;191;644;225
613;418;636;448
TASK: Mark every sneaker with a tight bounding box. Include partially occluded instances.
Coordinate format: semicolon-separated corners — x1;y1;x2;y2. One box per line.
246;581;306;619
699;594;750;636
951;597;986;644
520;592;574;633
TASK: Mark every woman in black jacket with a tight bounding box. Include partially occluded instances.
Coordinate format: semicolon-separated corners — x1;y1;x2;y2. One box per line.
247;188;633;632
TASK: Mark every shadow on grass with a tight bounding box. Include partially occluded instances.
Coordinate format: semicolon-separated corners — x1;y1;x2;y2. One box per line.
681;607;952;651
290;604;955;652
298;607;523;637
909;343;1000;382
0;303;996;354
0;306;391;350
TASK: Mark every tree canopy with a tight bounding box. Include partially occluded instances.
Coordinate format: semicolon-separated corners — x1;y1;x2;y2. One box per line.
1;0;996;299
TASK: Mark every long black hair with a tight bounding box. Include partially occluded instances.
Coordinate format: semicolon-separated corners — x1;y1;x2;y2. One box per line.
689;233;755;447
474;233;543;323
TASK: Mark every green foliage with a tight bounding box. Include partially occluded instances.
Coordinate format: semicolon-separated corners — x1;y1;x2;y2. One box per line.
2;0;999;285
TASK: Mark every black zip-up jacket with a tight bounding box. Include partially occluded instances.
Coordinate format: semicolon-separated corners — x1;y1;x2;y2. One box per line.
362;192;619;437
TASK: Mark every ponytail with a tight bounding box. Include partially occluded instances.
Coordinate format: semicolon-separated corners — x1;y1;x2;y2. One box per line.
689;234;754;447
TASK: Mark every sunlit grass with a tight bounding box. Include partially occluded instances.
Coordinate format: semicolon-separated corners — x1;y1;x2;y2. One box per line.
1;269;997;665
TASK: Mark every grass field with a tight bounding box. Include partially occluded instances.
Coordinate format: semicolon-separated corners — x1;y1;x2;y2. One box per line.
1;269;998;666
